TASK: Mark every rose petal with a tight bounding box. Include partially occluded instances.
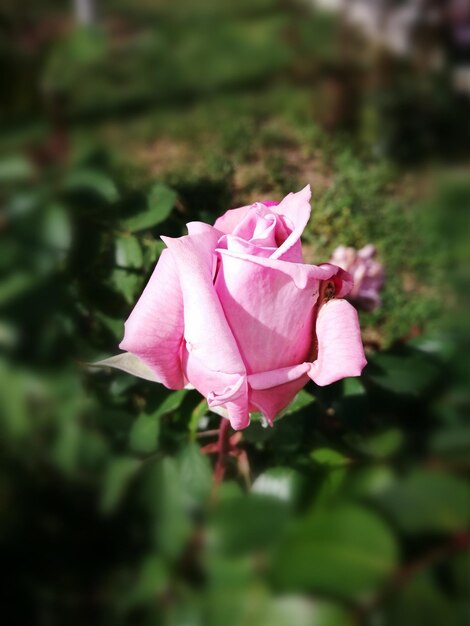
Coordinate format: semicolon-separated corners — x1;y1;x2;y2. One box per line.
186;221;223;237
214;200;281;235
207;374;250;430
248;363;311;389
214;204;253;234
271;185;312;262
217;235;276;258
250;375;310;424
231;206;277;243
215;250;322;375
218;205;293;259
225;397;250;430
207;374;246;407
162;229;249;428
217;249;341;288
308;299;367;386
119;249;185;389
317;263;354;298
162;229;245;376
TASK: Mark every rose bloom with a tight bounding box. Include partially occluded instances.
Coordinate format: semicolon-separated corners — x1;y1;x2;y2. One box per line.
330;244;385;312
120;186;366;430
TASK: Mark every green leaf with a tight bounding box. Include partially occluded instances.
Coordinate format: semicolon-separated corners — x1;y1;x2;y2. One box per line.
100;456;141;514
129;413;160;455
430;427;470;461
383;573;461;626
0;322;18;350
0;155;34;183
64;169;119;202
127;390;188;456
0;362;31;439
210;494;291;556
343;377;366;396
5;189;43;218
52;415;81;475
154;389;188;418
376;469;470;534
367;349;440;396
409;333;456;361
112;235;144;302
77;431;110;471
111;269;141;303
178;442;213;505
344;429;404;460
272;505;397;601
42;203;72;252
142;238;166;270
115;235;143;268
155;457;192;558
122;183;177;231
314;468;349;506
89;353;160;382
0;274;36;307
206;557;258;626
279;389;316;418
311;450;351;506
95;313;123;339
189;398;210;437
348;466;396;499
333;377;368;427
119;555;168;610
311;448;351;467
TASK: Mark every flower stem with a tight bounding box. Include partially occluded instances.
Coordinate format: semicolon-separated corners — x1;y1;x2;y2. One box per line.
214;418;231;487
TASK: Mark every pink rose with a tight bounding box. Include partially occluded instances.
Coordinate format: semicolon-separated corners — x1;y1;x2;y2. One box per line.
120;186;366;430
330;244;385;312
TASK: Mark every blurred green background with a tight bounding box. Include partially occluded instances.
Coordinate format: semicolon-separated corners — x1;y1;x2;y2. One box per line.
1;1;469;625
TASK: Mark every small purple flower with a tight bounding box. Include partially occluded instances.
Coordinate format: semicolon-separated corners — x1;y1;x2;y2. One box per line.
330;244;385;312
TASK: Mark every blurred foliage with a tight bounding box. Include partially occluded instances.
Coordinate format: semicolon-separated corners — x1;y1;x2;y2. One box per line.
1;1;469;625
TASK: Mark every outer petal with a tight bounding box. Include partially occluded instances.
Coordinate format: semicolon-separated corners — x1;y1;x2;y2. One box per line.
186;221;223;238
207;374;250;430
162;228;249;429
119;249;185;389
308;299;367;386
248;363;311;389
271;185;311;262
225;400;250;430
162;229;243;374
214;250;324;375
250;375;310;424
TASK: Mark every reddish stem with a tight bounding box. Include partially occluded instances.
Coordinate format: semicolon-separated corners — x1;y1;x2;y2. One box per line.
213;418;231;487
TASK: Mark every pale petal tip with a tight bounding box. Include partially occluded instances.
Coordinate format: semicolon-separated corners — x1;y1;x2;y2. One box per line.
229;413;251;431
300;183;312;199
309;354;367;387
